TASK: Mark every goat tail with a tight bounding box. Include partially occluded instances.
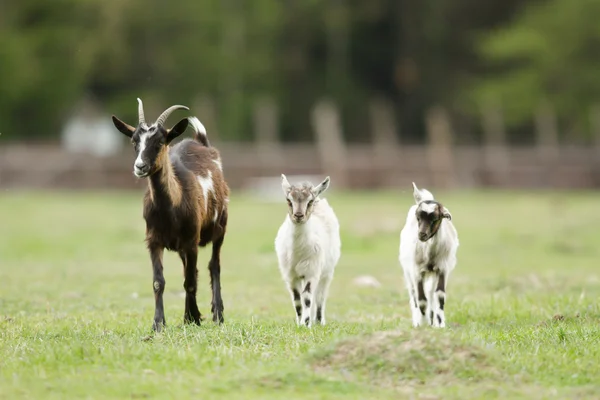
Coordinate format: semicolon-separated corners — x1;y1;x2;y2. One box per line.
188;116;210;147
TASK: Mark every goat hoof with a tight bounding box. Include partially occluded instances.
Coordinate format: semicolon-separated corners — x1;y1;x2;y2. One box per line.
212;313;224;324
152;321;165;332
211;305;224;324
412;315;424;328
434;321;446;328
184;312;202;326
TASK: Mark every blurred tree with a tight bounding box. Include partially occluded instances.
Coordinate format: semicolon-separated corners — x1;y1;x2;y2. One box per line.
0;0;115;140
0;0;548;143
466;0;600;139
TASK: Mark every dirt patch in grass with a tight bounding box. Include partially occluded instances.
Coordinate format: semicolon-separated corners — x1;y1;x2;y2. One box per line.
311;329;504;390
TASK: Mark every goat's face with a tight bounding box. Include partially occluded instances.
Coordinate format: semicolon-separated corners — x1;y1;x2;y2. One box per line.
111;99;190;178
415;200;452;242
129;125;169;177
281;175;330;224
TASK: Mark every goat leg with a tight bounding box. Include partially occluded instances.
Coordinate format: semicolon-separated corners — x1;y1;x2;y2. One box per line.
300;278;318;328
208;235;225;324
150;245;166;332
288;278;303;325
314;274;333;325
183;248;202;325
415;274;429;327
433;272;447;328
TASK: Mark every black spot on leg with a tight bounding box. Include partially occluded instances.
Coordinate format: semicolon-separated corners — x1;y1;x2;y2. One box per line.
411;292;418;309
436;273;446;310
429;310;434;323
293;289;302;316
316;306;322;322
304;298;311;308
437;314;443;325
304;317;310;326
417;278;427;316
303;282;311;294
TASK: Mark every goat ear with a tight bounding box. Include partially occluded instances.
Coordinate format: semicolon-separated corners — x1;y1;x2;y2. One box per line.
412;182;423;204
281;174;291;194
442;207;452;220
312;176;331;197
166;118;189;143
112;116;135;138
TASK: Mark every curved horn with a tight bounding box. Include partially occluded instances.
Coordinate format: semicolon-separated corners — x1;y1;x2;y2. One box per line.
155;105;190;127
137;98;146;125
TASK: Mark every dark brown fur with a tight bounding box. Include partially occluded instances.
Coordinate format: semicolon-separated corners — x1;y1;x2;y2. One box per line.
144;139;228;251
416;200;446;241
112;112;229;332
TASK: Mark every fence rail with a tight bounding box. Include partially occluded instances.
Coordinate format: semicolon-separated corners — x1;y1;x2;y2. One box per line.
2;143;600;190
3;101;600;190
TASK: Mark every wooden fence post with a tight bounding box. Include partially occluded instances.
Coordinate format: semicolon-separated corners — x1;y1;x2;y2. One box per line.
425;106;455;188
534;100;560;160
369;97;399;186
589;104;600;185
590;104;600;156
311;99;348;187
534;100;560;185
481;101;509;186
253;96;283;170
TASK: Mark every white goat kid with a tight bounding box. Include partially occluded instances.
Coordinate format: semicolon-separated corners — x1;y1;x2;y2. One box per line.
399;182;459;328
275;175;341;327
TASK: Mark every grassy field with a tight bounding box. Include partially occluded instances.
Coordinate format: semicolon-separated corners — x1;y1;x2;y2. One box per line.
1;188;599;399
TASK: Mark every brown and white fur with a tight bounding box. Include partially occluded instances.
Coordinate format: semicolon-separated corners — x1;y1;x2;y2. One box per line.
112;98;229;332
275;175;341;327
399;182;458;328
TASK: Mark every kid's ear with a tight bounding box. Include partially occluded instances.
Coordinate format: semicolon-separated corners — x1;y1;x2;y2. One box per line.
312;176;331;197
412;182;422;204
442;207;452;220
281;174;291;194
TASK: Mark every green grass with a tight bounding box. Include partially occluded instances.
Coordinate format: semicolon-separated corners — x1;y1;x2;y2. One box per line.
1;188;599;399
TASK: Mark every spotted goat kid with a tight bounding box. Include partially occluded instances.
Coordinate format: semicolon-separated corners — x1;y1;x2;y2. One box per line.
275;175;341;327
399;182;459;328
111;99;229;332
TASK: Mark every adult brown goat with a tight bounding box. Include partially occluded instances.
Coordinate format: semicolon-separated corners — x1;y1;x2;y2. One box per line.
112;99;229;332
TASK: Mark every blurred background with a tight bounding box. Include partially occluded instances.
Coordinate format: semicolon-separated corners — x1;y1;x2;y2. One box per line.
1;0;600;191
